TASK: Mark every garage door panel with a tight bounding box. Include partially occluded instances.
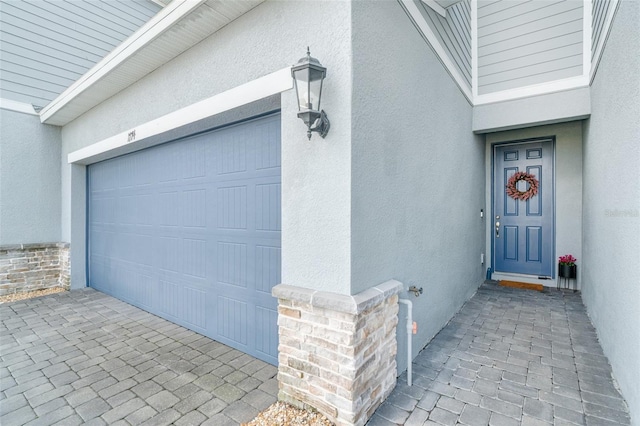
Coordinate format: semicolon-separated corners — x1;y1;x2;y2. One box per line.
217;295;248;346
255;245;281;293
255;306;278;359
88;114;281;365
216;185;248;230
216;241;248;288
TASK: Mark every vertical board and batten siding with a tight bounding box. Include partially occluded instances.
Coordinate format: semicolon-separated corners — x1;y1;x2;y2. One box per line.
592;0;611;58
477;0;584;95
415;0;472;89
0;0;160;107
87;115;281;365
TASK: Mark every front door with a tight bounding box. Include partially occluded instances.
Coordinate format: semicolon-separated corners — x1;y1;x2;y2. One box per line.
493;139;554;277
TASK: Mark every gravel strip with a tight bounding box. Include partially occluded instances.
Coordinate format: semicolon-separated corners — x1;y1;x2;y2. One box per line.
0;287;66;304
242;402;334;426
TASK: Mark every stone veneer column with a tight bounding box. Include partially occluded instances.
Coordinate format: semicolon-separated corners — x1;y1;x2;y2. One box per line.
272;280;403;426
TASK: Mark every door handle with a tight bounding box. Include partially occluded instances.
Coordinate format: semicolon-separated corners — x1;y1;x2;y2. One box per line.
495;216;500;238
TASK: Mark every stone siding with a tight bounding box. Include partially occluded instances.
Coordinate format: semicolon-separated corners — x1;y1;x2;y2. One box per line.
273;280;403;426
0;243;70;295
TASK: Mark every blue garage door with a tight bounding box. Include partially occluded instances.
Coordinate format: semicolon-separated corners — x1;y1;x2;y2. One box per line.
88;114;281;365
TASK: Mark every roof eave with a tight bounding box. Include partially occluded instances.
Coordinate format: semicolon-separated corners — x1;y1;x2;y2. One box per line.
40;0;262;126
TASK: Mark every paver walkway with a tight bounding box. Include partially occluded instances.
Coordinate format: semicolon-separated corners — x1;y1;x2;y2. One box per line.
368;283;631;426
0;288;278;426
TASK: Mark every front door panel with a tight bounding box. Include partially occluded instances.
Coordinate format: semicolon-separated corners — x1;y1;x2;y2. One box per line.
494;140;554;276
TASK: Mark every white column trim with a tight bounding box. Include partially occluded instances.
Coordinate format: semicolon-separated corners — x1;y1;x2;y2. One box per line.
68;67;292;165
0;98;37;116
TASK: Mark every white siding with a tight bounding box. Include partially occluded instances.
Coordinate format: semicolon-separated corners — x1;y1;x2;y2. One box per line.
415;0;472;89
0;0;160;107
477;0;584;95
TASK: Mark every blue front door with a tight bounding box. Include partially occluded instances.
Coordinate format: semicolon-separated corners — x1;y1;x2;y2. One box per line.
493;139;554;277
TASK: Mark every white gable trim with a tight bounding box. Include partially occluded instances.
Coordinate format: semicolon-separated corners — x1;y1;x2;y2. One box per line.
40;0;207;125
0;98;37;116
591;0;620;84
401;0;473;103
67;67;292;165
422;0;447;17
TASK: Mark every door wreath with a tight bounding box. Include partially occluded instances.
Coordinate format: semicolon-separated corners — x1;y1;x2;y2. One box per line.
506;171;539;201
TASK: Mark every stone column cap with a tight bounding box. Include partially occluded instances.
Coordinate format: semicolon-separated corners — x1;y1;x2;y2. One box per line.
272;280;403;315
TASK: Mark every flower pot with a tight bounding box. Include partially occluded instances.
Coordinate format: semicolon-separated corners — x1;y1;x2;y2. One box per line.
559;264;577;279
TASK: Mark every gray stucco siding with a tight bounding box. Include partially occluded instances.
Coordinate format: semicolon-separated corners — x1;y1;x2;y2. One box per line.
0;109;61;245
582;1;640;423
351;0;485;374
61;0;353;295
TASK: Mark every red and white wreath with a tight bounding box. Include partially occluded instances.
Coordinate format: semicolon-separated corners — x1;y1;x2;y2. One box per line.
506;171;539;201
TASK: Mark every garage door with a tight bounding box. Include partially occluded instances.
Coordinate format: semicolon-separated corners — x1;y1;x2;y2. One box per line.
87;114;281;365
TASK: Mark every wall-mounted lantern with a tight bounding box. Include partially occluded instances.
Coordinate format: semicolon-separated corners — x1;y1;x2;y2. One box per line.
291;47;330;140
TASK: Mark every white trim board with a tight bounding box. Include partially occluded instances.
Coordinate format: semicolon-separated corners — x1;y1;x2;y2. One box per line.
422;0;447;17
401;0;473;103
0;98;37;116
474;76;590;106
68;67;292;165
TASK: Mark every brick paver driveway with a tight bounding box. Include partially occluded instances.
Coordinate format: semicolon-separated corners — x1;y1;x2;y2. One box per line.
369;284;632;426
0;289;278;426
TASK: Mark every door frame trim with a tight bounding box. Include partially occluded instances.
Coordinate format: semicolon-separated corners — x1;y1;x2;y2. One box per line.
490;136;557;278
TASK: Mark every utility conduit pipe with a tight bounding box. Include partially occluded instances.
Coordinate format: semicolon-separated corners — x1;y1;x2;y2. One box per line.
398;298;413;386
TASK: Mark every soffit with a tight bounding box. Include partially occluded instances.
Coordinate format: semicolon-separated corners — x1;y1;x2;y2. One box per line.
41;0;263;126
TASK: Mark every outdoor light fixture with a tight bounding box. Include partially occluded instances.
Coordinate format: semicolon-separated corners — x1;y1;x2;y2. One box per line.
291;47;330;140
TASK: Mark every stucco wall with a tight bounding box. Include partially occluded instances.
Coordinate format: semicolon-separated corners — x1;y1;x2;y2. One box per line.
485;121;583;289
60;1;353;294
350;1;485;373
582;2;640;423
0;109;61;245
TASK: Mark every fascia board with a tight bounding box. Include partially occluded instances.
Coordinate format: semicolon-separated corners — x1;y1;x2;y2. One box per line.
0;98;38;116
39;0;206;124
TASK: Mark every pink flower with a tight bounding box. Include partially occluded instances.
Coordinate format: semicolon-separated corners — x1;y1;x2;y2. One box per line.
559;254;577;266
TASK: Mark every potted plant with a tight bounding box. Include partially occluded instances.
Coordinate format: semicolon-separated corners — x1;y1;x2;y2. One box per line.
558;254;577;279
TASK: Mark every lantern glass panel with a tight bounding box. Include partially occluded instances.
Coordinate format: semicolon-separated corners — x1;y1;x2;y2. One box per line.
308;68;324;110
293;66;325;111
